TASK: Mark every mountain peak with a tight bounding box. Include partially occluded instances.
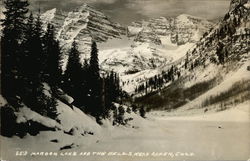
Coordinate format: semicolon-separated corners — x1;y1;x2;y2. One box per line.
127;14;213;45
177;14;191;18
41;8;57;23
76;3;105;16
176;14;210;23
78;3;93;11
41;4;126;69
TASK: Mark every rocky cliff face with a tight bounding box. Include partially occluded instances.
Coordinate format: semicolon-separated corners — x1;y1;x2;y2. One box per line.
134;27;162;45
41;4;126;65
128;14;213;45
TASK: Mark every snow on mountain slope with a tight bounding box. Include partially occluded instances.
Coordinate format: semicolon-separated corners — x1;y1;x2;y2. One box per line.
134;27;162;45
120;69;160;93
41;8;56;25
42;4;126;44
40;4;215;90
15;105;62;129
98;14;212;93
7;95;101;136
41;4;126;70
99;46;164;77
133;0;249;112
160;42;195;62
99;39;195;93
99;39;170;74
56;100;101;135
171;60;250;114
128;14;214;45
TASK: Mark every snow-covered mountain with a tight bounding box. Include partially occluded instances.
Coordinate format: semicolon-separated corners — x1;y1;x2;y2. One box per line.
128;15;214;45
99;15;213;92
40;4;220;96
134;0;250;111
41;4;126;43
41;4;126;67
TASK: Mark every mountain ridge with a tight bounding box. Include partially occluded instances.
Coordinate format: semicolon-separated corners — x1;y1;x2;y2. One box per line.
133;0;250;111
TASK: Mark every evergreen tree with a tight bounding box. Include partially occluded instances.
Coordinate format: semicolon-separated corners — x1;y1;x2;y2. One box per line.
117;105;125;125
1;0;29;98
1;2;59;127
21;12;35;80
103;71;122;117
22;11;45;109
216;41;225;64
44;23;62;86
32;11;44;80
139;107;146;118
88;41;103;118
20;12;39;107
21;11;44;86
126;107;132;114
132;104;138;113
112;106;118;125
64;40;82;96
89;41;100;78
80;59;91;107
63;41;92;111
169;66;175;81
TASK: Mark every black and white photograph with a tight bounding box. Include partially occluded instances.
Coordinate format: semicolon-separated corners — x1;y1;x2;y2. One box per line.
0;0;249;160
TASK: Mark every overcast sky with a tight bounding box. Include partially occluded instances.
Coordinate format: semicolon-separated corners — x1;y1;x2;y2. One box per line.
2;0;231;25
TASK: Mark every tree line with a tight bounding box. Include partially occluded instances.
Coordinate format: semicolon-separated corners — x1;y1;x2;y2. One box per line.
62;41;124;122
135;65;181;95
1;0;124;123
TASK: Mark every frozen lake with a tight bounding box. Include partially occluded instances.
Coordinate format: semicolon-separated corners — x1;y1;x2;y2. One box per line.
2;109;250;161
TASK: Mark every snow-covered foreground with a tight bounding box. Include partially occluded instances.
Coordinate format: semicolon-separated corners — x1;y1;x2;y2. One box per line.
1;102;249;161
